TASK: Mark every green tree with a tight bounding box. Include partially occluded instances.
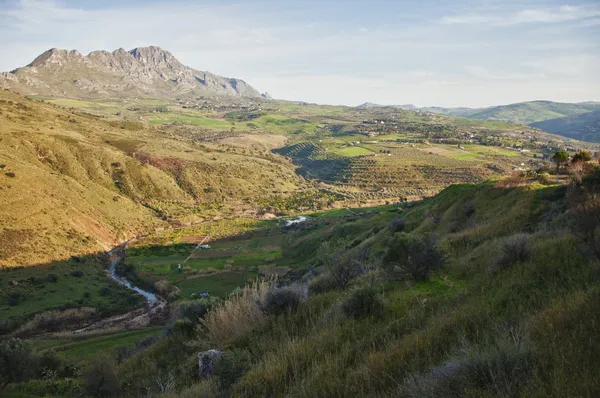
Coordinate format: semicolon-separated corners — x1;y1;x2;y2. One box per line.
0;338;36;390
83;355;119;397
318;239;367;289
384;233;446;281
552;151;569;181
572;150;591;164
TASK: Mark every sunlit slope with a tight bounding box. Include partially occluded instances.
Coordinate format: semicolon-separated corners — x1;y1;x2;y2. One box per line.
0;90;303;267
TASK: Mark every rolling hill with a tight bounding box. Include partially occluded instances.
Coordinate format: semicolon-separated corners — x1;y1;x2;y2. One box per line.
530;110;600;142
361;101;600;142
0;90;304;267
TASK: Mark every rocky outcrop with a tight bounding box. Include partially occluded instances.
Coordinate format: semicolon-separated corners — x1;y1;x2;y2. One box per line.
0;46;262;100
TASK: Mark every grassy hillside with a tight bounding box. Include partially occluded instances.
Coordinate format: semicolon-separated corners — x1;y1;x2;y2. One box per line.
448;100;600;125
530;110;600;142
0;90;308;267
5;171;600;396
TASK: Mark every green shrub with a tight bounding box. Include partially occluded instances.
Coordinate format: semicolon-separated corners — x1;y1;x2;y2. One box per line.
83;355;118;397
168;319;196;340
0;338;37;389
341;287;384;319
399;341;532;397
384;233;446;281
489;234;532;274
309;273;338;294
261;287;303;316
388;218;406;233
179;298;221;322
463;201;475;217
70;270;84;277
213;349;253;391
318;239;368;289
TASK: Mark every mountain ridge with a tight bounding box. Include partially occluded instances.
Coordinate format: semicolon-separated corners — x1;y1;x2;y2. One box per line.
0;46;265;100
358;100;600;141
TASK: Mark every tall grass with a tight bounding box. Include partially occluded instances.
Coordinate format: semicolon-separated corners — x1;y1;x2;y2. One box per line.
199;279;270;348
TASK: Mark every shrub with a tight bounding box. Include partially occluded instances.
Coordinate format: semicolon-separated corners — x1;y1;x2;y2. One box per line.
309;273;338;294
154;279;170;295
83;355;118;397
399;340;532;397
318;239;368;289
463;201;475;217
384;233;446;281
261;287;303;316
341;287;384;319
388;217;406;233
70;270;84;277
0;338;37;390
489;234;532;274
7;292;20;306
99;286;111;296
168;319;196;340
4;172;15;178
47;273;58;283
213;349;253;391
179;298;221;322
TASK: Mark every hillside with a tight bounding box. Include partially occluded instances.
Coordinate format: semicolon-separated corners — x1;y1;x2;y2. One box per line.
0;46;263;100
530;110;600;142
363;100;600;142
0;90;305;267
455;100;600;125
7;173;600;396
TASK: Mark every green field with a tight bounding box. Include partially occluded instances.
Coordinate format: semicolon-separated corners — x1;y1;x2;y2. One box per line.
31;327;163;363
0;256;144;324
125;229;289;299
331;145;374;156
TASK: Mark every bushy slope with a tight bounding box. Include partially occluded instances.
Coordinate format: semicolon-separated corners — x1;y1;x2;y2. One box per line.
108;179;600;397
0;90;304;267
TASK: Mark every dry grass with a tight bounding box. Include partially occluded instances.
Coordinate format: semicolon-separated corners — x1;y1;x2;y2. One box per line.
16;307;97;336
199;279;271;347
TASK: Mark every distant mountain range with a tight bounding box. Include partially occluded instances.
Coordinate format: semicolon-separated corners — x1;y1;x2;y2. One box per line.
0;46;265;100
358;100;600;142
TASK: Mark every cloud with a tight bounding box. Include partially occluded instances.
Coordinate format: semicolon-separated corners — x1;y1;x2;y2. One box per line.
441;4;600;26
0;0;598;107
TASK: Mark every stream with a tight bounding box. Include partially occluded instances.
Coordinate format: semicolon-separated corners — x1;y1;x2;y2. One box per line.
108;248;158;303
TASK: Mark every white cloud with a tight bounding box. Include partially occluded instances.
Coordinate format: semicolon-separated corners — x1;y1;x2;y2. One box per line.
0;0;598;107
441;4;600;26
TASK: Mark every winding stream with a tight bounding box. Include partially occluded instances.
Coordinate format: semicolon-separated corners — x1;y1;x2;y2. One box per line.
108;248;158;303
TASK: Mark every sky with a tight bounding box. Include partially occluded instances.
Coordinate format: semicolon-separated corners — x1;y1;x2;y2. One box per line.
0;0;598;107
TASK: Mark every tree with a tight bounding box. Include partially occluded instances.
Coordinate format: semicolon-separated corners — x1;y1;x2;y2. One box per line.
384;233;446;281
0;338;36;390
552;151;569;182
318;239;368;289
572;150;592;164
83;355;119;397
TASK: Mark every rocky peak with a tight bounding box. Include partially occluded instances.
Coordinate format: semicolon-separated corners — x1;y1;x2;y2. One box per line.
28;48;83;67
128;46;182;69
2;45;262;99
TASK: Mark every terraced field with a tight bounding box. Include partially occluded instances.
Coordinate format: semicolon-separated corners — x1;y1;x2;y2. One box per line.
274;140;528;202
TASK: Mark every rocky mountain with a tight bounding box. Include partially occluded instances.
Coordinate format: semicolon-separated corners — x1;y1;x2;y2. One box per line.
0;46;264;100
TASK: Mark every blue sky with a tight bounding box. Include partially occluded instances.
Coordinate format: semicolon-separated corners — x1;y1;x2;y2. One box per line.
0;0;598;107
